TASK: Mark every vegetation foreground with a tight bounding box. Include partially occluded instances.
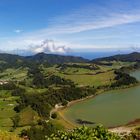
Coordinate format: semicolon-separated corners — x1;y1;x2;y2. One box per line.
1;125;140;140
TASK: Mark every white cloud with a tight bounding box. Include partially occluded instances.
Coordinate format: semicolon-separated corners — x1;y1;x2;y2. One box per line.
42;3;140;35
43;13;140;35
30;39;71;54
1;5;140;52
14;29;22;33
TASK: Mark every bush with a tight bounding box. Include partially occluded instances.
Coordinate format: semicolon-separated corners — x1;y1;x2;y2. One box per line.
128;127;140;139
62;100;68;106
11;87;25;96
48;125;121;140
24;122;59;140
0;130;22;140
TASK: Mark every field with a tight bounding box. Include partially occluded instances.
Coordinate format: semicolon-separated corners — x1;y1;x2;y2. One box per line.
58;70;115;87
0;130;23;140
44;64;110;86
0;89;39;133
0;68;27;81
0;93;17;131
0;61;134;88
18;106;39;127
43;61;134;87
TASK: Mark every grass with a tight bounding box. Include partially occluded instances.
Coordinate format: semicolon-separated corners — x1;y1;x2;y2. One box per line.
20;85;48;93
0;68;27;81
0;90;11;98
18;106;39;127
42;64;116;87
0;130;23;140
58;70;115;87
0;92;39;133
53;112;76;130
61;67;94;74
0;96;18;131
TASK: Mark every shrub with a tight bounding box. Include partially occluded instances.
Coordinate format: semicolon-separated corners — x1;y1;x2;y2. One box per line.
51;113;57;119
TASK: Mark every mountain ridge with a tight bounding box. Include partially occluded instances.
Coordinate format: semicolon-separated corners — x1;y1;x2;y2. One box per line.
1;52;140;69
91;52;140;62
0;52;88;71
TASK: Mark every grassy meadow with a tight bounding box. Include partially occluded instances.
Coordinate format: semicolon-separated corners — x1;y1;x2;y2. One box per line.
0;93;17;131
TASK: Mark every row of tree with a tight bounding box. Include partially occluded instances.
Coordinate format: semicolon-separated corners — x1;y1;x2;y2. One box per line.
14;86;96;118
28;66;75;88
110;70;138;88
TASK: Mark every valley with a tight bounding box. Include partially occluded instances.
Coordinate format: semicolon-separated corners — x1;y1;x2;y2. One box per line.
0;52;140;139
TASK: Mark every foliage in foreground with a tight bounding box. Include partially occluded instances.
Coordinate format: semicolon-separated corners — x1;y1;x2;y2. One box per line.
47;125;140;140
21;125;121;140
126;126;140;140
47;125;121;140
0;130;22;140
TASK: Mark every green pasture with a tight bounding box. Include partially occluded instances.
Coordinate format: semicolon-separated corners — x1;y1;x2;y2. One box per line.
0;68;27;81
0;96;18;131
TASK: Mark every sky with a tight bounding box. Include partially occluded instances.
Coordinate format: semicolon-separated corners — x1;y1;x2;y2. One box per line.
1;0;140;54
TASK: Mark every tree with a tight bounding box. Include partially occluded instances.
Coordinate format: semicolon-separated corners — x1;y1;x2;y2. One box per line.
51;113;57;119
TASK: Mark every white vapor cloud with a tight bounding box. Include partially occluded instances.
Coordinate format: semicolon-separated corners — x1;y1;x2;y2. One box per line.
44;13;140;35
14;29;22;33
1;4;140;53
42;3;140;35
31;39;71;54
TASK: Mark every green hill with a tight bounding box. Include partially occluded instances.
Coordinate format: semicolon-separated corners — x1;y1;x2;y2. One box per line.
91;52;140;62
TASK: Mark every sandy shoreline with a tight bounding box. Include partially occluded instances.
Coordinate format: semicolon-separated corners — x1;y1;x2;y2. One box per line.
109;126;132;135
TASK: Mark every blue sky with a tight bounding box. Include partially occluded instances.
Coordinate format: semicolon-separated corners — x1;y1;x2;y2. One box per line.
1;0;140;53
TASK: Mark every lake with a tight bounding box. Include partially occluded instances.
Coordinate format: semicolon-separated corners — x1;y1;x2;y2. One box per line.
61;70;140;127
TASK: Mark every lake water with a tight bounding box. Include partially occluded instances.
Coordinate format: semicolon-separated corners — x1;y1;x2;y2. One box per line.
62;71;140;127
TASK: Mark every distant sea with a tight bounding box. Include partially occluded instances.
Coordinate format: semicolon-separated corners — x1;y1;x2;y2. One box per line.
12;50;135;60
66;51;131;60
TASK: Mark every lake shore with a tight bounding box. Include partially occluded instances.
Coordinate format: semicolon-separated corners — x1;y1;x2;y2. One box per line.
53;82;140;114
53;83;140;131
51;68;140;130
